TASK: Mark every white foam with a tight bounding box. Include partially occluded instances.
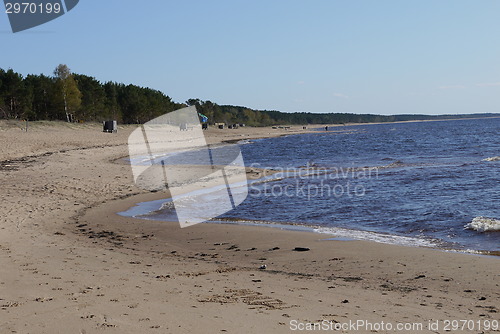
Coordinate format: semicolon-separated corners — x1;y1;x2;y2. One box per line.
482;156;500;162
313;226;439;248
465;216;500;232
237;139;253;145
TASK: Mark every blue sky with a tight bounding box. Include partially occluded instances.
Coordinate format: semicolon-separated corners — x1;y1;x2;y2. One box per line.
1;0;500;114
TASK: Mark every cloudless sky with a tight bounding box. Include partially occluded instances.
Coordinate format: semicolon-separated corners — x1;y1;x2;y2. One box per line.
1;0;499;114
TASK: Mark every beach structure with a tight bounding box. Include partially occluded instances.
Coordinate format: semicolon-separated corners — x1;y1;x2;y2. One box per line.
103;120;117;133
215;122;225;129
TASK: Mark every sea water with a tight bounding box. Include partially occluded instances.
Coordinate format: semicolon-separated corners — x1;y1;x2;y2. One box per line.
121;117;500;254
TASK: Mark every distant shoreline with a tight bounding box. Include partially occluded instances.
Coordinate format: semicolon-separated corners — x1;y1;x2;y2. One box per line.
302;115;500;131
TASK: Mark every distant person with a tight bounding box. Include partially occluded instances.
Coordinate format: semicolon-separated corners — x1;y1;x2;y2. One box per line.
325;126;328;131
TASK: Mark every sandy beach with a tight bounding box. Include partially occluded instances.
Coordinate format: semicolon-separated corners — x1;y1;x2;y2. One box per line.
0;120;498;334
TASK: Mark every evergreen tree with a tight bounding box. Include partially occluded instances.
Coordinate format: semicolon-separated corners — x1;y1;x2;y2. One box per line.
24;74;54;120
74;74;106;121
0;69;29;119
103;82;122;121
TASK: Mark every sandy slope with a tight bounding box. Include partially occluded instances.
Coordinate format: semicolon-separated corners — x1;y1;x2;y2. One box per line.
0;120;498;333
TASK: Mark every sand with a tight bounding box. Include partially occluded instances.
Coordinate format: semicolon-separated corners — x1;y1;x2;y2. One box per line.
0;120;498;333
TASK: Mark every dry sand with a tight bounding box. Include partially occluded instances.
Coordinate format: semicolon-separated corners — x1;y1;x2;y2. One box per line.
0;120;498;333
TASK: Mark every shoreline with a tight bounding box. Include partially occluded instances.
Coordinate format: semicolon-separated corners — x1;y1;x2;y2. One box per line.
119;193;500;258
121;127;499;257
1;120;499;333
74;189;500;333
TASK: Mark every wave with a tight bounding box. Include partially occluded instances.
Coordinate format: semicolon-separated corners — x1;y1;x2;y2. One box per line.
379;160;405;168
313;226;441;248
237;139;254;145
214;219;442;248
482;156;500;162
465;216;500;232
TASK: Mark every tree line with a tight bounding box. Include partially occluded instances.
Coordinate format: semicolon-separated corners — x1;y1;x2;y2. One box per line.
1;65;498;126
0;65;183;124
189;99;499;126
